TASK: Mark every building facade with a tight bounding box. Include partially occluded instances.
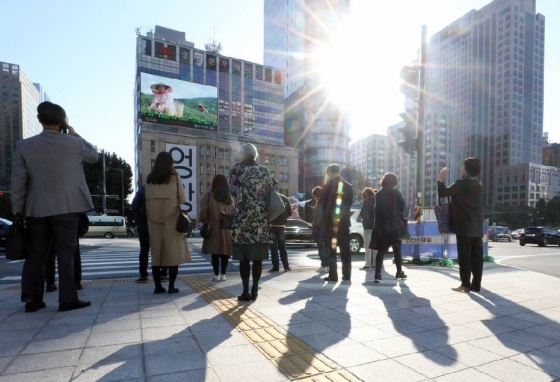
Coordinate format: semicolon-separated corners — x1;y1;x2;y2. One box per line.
264;0;351;193
424;0;545;206
349;134;387;190
543;141;560;168
0;61;44;188
494;163;560;207
135;26;298;218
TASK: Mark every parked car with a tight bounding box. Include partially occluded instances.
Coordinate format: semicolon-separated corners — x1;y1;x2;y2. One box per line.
349;209;364;254
487;226;512;242
511;228;524;240
519;226;560;247
285;219;315;246
0;218;12;247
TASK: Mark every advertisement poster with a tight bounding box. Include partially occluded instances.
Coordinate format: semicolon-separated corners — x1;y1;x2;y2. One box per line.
154;42;176;61
193;51;203;66
244;63;253;78
166;143;197;218
140;72;218;131
179;47;190;65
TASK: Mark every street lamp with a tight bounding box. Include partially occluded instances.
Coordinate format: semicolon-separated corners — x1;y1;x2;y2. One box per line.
107;167;124;216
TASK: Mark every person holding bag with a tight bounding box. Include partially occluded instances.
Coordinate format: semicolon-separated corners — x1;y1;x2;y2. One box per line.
437;158;484;293
229;143;273;301
199;174;234;282
370;173;408;282
145;151;191;294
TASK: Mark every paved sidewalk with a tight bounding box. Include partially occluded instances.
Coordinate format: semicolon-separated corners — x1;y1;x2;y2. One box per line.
0;260;560;381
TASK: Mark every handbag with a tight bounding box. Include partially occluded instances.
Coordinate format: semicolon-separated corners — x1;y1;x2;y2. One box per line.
77;213;90;237
175;177;191;234
6;216;27;260
266;185;285;222
434;197;451;234
219;211;234;230
200;193;212;239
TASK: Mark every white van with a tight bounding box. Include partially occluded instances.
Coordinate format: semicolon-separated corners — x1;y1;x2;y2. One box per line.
84;215;127;239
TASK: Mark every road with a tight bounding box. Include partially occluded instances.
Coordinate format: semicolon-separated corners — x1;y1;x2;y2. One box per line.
490;239;560;279
2;238;560;283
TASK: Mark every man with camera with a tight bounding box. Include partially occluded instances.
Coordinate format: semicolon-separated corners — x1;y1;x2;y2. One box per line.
11;101;99;312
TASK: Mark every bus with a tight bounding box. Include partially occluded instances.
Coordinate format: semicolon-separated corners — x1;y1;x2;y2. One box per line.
84;215;128;239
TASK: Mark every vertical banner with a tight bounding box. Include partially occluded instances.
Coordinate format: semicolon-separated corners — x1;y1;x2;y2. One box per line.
166;143;197;218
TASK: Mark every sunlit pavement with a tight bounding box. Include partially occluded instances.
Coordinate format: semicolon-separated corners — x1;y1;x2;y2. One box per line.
0;259;559;381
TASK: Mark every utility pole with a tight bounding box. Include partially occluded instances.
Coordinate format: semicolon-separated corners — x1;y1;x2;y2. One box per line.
416;25;427;220
102;151;107;215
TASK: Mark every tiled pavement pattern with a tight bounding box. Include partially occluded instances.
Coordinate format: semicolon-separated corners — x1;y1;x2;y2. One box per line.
0;261;559;381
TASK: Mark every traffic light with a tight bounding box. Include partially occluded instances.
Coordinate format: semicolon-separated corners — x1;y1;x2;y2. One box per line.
400;65;419;98
398;112;417;155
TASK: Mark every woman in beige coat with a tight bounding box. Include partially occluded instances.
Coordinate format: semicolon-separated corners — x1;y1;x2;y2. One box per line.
198;174;234;281
145;151;191;294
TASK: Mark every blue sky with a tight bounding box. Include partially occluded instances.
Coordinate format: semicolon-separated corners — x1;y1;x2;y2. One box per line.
1;0;558;174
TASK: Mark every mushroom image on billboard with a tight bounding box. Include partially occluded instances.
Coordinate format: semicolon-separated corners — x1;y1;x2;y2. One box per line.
140;72;218;131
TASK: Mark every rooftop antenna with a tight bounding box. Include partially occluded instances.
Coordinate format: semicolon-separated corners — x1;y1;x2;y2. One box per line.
204;23;222;54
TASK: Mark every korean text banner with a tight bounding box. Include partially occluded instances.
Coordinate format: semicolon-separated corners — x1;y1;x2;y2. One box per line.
166;143;197;218
140;72;217;131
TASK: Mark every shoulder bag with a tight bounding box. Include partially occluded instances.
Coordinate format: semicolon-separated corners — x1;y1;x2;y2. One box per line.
175;177;191;234
219;202;234;230
6;216;27;260
200;193;212;239
434;197;451;234
266;185;285;222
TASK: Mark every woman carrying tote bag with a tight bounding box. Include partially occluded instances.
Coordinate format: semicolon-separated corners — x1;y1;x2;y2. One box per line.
145;151;191;294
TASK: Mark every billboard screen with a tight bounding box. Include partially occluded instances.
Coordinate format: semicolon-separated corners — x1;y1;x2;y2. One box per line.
140;73;218;131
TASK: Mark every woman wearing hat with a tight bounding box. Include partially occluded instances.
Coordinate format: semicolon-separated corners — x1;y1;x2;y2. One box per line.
150;82;176;117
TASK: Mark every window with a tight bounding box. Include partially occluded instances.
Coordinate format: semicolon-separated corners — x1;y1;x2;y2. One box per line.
213;147;217;158
206;146;211;156
206;182;211;192
150;140;155;153
279;156;288;166
206;164;211;175
270;155;275;165
225;166;230;176
213;165;216;175
225;149;230;160
200;146;205;156
200;165;204;175
199;182;204;194
218;148;224;159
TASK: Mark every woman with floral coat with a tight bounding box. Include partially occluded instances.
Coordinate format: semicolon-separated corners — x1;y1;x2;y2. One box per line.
229;143;273;301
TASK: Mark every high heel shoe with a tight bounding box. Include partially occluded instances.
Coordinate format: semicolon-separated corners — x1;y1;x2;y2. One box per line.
168;287;179;294
154;286;166;294
237;293;252;301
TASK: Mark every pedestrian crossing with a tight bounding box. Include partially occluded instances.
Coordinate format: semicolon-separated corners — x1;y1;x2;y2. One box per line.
0;239;333;282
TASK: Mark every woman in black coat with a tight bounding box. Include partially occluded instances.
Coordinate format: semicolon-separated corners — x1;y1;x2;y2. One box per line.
369;173;408;282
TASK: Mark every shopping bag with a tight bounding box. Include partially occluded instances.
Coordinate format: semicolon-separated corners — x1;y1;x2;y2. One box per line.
434;198;451;234
6;217;27;260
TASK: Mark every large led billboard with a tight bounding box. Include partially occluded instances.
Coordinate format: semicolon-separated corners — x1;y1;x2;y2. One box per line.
140;73;218;131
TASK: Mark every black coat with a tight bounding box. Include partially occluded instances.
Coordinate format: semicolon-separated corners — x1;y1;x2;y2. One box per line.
321;176;353;231
369;187;406;252
437;177;483;237
131;185;148;232
359;196;375;230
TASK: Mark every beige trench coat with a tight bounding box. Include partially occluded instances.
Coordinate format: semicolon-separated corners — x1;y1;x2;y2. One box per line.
145;175;191;266
198;192;234;256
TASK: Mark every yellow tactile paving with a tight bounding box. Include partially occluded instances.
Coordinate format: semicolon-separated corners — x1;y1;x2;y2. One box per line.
181;275;362;381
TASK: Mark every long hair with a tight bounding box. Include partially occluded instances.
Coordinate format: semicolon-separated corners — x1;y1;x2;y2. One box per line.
311;186;323;207
211;174;233;205
147;151;176;185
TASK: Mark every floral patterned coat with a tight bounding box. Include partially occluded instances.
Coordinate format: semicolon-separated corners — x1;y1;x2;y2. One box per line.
229;159;273;246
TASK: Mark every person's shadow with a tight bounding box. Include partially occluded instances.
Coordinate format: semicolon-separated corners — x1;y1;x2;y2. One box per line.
465;281;560;380
275;276;354;378
365;268;458;368
73;289;245;381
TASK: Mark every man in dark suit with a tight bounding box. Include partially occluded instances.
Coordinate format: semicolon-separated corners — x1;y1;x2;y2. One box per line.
437;157;484;293
321;164;353;282
11;101;99;312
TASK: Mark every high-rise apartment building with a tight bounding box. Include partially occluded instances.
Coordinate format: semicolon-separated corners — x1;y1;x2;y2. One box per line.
135;26;298;218
0;62;44;188
543;141;560;168
349;134;387;191
264;0;351;193
424;0;545;206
